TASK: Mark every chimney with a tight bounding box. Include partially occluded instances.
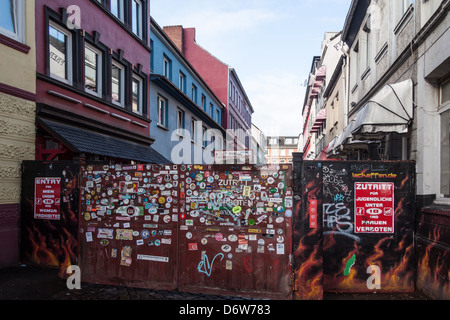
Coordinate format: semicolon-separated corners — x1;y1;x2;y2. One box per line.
163;25;183;52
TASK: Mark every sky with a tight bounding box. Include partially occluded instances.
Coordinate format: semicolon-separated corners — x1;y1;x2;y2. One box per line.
150;0;352;137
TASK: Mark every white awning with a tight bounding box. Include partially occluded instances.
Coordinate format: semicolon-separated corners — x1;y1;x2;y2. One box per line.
351;79;414;140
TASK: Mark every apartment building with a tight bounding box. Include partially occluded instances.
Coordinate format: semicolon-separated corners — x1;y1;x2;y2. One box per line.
163;26;254;151
150;18;226;164
0;0;36;267
35;0;167;164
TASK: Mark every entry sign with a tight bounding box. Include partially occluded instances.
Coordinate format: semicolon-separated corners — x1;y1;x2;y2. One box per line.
354;182;394;234
34;177;61;220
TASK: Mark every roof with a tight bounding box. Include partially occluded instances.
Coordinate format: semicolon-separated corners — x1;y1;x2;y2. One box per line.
38;118;171;164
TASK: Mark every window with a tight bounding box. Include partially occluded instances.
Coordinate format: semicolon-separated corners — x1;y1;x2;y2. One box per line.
209;103;214;118
111;61;125;106
177;109;185;130
131;0;142;38
163;55;172;80
201;94;206;111
191;118;197;142
158;96;168;127
84;44;102;97
440;80;450;199
350;41;359;91
202;126;207;148
132;75;143;115
0;0;24;42
192;84;197;103
49;22;72;84
110;0;124;21
440;109;450;198
216;110;220;124
179;71;186;93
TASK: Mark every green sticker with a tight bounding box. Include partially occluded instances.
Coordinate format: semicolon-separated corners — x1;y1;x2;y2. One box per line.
232;206;242;214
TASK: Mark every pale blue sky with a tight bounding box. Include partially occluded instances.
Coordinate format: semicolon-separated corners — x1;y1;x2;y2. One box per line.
150;0;352;136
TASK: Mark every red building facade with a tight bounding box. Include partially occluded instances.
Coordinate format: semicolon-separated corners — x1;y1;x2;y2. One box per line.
35;0;167;164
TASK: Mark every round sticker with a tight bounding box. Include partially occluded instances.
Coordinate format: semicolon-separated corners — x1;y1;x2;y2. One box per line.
132;230;139;237
158;197;166;204
84;212;91;221
285;210;293;218
201;238;208;245
141;230;150;239
163;215;171;223
248;219;255;226
267;177;275;184
221;244;232;252
186;232;192;239
228;234;238;242
232;206;242;214
215;233;224;241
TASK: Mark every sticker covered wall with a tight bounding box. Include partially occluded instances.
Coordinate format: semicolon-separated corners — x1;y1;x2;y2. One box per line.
78;164;179;290
177;164;293;300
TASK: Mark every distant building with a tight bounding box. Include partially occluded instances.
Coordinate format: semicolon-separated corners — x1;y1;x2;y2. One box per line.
265;136;298;164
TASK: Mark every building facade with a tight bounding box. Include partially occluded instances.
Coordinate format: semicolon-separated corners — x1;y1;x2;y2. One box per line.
251;124;266;165
150;19;226;164
299;0;450;299
0;0;37;267
35;0;167;164
265;136;298;165
162;26;254;151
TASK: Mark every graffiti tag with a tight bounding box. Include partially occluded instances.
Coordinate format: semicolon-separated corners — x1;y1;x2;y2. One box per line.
197;252;224;277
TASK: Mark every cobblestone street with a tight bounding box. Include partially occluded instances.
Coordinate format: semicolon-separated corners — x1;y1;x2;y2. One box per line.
0;265;433;301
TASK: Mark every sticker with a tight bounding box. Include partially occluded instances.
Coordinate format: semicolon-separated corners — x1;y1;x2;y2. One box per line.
120;246;132;266
141;230;150;239
137;254;169;263
226;260;232;270
188;243;198;250
232;206;242;214
186;232;192;239
215;233;224;241
136;239;144;246
111;248;117;258
97;228;114;239
228;234;238;242
116;229;133;240
86;232;93;242
100;239;109;246
201;238;208;245
221;244;232;252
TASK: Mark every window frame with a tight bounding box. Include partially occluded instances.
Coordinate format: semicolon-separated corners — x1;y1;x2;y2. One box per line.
48;20;73;85
131;74;143;115
111;60;125;107
84;42;103;98
110;0;125;22
437;79;450;203
131;0;143;38
0;0;25;43
157;95;168;128
163;55;172;80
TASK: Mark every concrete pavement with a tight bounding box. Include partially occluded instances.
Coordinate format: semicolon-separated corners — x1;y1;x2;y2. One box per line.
0;264;433;301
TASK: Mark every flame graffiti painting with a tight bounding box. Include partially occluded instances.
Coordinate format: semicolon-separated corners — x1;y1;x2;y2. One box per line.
293;161;416;299
20;161;79;277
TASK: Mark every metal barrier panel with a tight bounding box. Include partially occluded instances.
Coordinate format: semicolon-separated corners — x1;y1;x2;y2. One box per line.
78;164;179;290
178;165;293;299
20;161;79;277
293;159;416;297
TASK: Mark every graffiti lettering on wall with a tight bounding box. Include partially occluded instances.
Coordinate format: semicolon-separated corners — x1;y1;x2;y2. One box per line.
323;202;360;242
197;252;224;277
